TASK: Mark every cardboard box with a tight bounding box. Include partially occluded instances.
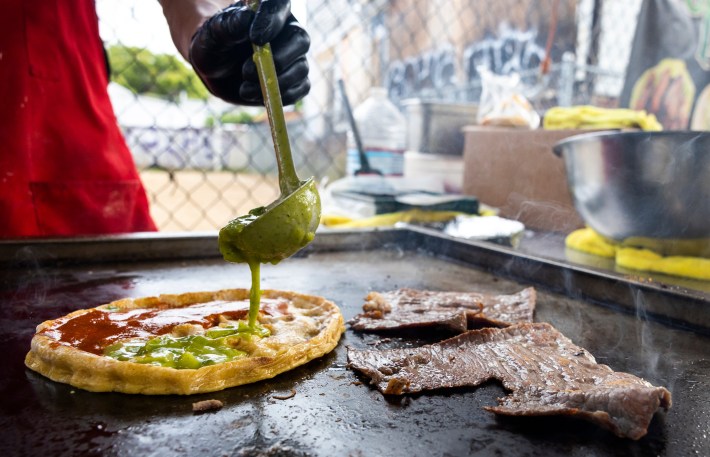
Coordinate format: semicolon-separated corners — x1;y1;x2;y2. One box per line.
462;126;588;233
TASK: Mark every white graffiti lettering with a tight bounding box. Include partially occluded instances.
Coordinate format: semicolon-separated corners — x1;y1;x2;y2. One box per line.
386;24;545;99
463;23;545;82
386;46;457;99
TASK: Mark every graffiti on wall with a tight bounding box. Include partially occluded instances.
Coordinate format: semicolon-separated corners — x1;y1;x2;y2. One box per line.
387;46;457;99
463;23;545;83
387;23;546;99
124;126;221;170
123;123;304;172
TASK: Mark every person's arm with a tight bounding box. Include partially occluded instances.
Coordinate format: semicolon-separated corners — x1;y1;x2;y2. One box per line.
159;0;311;106
159;0;230;60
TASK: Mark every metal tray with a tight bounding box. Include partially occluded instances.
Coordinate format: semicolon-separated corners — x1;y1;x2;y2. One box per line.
1;228;708;456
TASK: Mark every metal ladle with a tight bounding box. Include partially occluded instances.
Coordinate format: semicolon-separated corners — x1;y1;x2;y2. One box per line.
218;0;321;326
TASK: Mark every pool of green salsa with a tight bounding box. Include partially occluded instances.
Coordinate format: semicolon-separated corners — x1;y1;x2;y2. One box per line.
104;321;270;369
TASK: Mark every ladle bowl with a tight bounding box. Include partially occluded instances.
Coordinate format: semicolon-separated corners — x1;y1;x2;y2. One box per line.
219;178;321;264
219;1;320;267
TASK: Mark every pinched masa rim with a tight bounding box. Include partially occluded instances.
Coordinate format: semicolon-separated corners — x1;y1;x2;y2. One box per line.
25;289;345;395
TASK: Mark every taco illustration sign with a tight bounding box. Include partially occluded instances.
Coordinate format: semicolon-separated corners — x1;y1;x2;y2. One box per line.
620;0;710;129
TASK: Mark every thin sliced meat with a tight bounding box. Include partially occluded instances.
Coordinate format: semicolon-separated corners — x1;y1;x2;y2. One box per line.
347;323;671;440
349;287;535;333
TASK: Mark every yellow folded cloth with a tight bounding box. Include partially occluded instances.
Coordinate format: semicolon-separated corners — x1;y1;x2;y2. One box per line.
565;227;710;281
322;209;462;229
543;106;663;131
564;226;616;258
616;248;710;281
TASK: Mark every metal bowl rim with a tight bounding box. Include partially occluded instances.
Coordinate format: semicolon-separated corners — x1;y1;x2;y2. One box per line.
552;130;710;156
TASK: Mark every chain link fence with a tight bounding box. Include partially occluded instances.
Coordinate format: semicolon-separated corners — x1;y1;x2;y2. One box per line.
97;0;642;232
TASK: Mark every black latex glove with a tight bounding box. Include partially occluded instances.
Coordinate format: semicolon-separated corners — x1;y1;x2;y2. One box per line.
189;0;310;106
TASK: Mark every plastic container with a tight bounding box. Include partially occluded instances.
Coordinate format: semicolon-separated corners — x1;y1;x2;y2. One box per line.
402;99;478;155
404;151;464;193
346;87;406;176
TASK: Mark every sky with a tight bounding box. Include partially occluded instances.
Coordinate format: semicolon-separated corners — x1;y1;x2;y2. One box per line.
96;0;307;58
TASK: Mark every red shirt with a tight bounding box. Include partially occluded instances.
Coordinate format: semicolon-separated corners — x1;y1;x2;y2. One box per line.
0;0;157;237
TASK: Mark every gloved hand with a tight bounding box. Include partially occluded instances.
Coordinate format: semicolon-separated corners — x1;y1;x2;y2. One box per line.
189;0;310;106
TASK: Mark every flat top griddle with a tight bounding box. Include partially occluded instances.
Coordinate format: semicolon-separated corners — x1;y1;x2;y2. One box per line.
1;229;708;457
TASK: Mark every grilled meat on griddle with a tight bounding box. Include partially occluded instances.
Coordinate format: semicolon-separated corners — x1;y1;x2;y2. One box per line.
347;322;671;440
349;287;535;333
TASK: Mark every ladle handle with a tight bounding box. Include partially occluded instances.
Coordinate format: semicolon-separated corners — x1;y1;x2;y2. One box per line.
249;1;301;196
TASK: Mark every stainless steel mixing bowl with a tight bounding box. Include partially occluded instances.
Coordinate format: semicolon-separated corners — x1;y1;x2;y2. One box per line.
553;130;710;242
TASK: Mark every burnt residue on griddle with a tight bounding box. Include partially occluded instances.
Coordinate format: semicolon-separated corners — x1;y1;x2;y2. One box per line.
192;399;224;413
347;322;671;440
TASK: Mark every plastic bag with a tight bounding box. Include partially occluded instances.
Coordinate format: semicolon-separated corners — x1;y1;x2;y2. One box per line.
476;68;540;129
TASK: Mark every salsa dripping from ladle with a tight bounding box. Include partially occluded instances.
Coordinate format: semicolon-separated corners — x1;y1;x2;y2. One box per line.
218;0;321;328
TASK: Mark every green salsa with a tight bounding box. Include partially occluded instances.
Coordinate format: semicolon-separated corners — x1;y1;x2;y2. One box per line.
217;34;320;333
217;179;320;266
218;179;320;329
104;321;270;369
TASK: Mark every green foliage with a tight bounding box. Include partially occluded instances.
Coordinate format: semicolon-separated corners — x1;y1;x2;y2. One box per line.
220;111;257;124
107;45;210;101
205;111;257;127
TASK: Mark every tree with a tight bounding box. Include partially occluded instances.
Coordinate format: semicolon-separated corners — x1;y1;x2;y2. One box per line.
107;45;210;101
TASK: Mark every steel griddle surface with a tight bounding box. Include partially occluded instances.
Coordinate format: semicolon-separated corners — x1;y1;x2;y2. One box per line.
1;233;709;456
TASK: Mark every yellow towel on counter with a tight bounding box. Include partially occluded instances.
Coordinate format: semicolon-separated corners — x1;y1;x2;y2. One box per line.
564;226;616;258
322;209;463;229
616;248;710;281
565;227;710;281
543;106;663;131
